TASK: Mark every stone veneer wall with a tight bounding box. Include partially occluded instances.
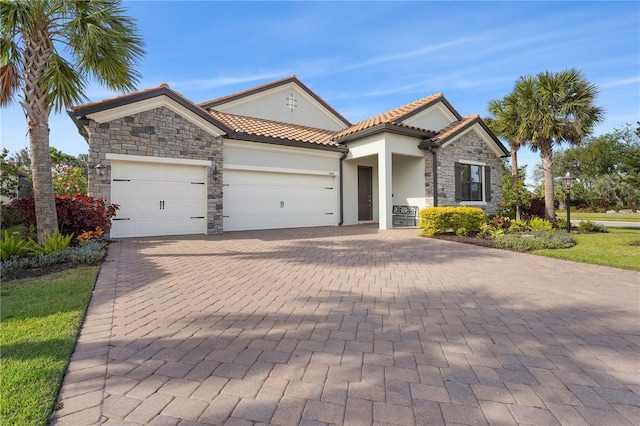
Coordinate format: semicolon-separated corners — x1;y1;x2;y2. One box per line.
424;128;503;213
87;106;224;234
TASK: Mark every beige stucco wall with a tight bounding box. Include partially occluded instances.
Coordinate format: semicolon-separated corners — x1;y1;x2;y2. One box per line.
402;104;459;132
213;84;347;131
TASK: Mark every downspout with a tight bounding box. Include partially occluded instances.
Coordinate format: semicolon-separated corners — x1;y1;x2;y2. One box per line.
339;151;348;225
427;147;438;207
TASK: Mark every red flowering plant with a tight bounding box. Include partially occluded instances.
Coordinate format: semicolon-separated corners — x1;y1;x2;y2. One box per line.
7;195;119;242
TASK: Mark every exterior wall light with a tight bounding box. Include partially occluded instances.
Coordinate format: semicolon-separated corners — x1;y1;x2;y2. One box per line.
95;164;106;176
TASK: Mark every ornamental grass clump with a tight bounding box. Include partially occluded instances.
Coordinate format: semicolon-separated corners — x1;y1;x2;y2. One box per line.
493;231;576;251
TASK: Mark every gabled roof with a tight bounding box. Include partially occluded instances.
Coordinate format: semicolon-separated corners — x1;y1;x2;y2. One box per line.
333;93;462;141
69;78;505;156
199;75;352;127
419;114;509;156
69;84;234;138
208;110;347;152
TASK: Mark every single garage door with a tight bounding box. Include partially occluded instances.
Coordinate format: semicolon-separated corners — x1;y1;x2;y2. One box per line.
110;161;208;238
223;169;337;231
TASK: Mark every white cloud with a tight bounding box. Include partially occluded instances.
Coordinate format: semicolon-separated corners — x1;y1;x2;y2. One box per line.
599;76;640;88
169;72;288;91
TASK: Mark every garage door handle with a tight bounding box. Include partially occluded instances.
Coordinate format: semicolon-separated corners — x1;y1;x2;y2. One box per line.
159;200;165;210
280;201;284;208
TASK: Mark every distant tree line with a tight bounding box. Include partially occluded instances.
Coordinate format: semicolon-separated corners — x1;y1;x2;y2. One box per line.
1;147;88;199
531;122;640;211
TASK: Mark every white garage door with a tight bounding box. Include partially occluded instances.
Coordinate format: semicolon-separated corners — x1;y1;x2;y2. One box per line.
110;161;208;238
223;170;337;231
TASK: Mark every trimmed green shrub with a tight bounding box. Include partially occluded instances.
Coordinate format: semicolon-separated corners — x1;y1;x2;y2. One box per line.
493;231;576;251
529;217;553;231
579;220;608;233
418;206;486;236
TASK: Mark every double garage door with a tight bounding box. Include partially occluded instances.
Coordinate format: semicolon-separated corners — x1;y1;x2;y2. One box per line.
109;160;337;237
224;170;337;232
110;161;208;238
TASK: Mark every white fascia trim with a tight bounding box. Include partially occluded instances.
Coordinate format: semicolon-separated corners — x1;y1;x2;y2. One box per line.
107;153;212;166
224;139;343;159
87;96;226;137
440;124;505;157
224;163;339;177
458;159;487;166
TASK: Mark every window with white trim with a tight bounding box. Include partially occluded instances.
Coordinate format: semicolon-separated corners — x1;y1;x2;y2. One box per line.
454;162;491;203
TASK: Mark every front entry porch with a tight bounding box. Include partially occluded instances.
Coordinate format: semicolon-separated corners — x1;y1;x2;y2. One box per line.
342;133;429;229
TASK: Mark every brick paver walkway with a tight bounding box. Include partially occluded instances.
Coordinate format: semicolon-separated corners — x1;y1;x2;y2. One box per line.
51;226;640;425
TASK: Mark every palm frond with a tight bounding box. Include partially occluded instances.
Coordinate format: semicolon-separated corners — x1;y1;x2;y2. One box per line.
65;0;145;93
0;61;20;107
43;53;88;112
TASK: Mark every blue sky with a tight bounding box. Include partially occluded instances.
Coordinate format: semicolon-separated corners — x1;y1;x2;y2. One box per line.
1;1;638;181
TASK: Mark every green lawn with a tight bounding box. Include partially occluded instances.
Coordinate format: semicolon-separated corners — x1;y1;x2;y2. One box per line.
534;228;640;271
0;266;99;426
557;210;640;222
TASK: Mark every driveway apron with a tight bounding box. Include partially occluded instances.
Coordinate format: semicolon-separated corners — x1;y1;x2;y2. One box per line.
51;225;640;425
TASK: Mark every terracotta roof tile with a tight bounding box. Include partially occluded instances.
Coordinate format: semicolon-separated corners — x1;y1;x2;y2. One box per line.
333;93;444;139
208;110;344;148
429;114;480;143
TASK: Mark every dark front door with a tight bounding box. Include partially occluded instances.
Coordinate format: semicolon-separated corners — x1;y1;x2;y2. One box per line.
358;166;373;221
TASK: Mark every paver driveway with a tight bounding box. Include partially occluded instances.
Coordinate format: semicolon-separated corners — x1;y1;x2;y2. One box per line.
52;225;640;425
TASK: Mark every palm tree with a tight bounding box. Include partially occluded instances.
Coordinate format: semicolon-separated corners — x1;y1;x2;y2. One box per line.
1;0;144;242
486;94;525;177
486;93;527;220
511;69;603;221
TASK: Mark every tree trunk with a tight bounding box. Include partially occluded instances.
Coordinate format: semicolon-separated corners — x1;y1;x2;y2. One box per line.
22;28;58;243
30;124;58;243
510;148;518;177
541;143;556;222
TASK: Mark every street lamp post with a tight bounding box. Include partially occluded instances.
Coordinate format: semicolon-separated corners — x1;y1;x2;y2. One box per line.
562;172;575;233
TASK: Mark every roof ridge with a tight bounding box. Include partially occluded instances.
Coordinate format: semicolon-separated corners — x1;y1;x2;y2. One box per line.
198;75;297;107
71;83;175;111
333;92;444;139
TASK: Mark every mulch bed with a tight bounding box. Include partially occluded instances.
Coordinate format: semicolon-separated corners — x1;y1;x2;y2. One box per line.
1;262;78;283
429;232;498;249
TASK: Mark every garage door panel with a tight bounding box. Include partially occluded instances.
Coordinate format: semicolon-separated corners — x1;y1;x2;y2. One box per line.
110;160;208;238
223;169;337;232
